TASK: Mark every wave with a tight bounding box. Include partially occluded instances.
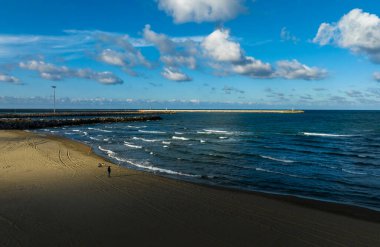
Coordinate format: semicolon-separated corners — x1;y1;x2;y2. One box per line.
175;132;184;135
172;136;189;141
124;141;142;149
162;141;171;145
255;168;310;179
302;132;352;137
197;129;236;135
132;137;161;142
219;136;228;139
127;125;146;129
200;139;206;143
138;130;166;134
260;155;294;163
342;168;367;175
89;136;100;141
106;154;199;177
98;146;115;156
88;127;112;133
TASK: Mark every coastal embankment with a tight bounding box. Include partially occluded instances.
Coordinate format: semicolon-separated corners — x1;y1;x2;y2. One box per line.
0;116;161;130
0;130;379;246
138;109;304;114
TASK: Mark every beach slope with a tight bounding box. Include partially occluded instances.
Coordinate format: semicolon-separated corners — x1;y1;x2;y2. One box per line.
0;130;379;246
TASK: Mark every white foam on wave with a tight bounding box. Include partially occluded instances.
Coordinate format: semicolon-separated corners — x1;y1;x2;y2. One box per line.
138;130;166;134
162;141;171;145
255;168;309;178
260;155;294;163
175;132;184;135
132;137;161;142
172;136;189;141
202;129;241;135
219;136;228;139
89;128;112;133
89;136;100;141
127;125;146;129
72;129;81;132
302;132;352;137
342;168;367;175
106;154;199;177
98;146;115;156
163;145;169;148
200;139;206;143
103;138;110;142
123;141;142;149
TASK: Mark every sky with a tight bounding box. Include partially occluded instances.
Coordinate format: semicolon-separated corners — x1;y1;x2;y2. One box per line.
1;0;380;109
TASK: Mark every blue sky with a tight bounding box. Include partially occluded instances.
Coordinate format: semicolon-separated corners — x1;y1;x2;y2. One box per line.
1;0;380;109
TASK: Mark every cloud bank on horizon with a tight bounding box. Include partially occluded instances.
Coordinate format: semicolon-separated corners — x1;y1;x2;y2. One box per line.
0;0;380;109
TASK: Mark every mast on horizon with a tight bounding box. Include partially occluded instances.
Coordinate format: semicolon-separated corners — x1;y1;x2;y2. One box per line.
52;86;56;114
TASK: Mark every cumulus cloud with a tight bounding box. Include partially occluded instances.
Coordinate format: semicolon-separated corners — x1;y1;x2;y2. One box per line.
143;25;196;81
0;73;20;84
232;57;274;78
202;28;274;78
19;60;123;85
202;29;324;80
202;29;243;63
156;0;246;23
313;9;380;63
275;60;328;80
161;67;191;82
374;72;380;82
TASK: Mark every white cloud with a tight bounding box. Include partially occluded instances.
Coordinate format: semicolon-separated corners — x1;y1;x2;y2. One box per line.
202;29;243;62
374;72;380;82
202;28;326;80
157;0;246;23
0;73;20;84
161;67;191;81
143;25;196;80
275;60;327;80
232;56;274;78
19;60;123;85
99;49;125;66
313;9;380;63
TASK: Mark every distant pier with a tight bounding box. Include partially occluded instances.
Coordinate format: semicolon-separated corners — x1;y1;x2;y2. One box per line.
138;109;304;114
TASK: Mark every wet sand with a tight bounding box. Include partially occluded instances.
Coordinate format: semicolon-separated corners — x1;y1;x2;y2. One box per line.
0;130;379;246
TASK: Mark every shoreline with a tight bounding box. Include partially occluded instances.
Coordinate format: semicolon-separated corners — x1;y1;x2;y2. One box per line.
1;130;379;246
91;136;380;221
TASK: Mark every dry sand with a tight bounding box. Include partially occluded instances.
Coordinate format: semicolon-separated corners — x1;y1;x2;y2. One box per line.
0;130;379;247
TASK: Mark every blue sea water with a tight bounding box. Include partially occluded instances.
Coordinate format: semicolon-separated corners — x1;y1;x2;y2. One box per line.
35;111;380;211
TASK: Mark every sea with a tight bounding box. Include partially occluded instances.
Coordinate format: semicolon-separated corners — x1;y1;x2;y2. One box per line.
7;110;379;211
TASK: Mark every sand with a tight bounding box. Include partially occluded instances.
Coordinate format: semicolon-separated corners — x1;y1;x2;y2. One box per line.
0;130;379;247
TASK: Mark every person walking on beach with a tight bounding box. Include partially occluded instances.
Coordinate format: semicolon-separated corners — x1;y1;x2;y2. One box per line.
107;166;111;177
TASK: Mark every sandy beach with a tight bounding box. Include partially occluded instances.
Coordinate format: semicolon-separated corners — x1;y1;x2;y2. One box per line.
0;130;379;247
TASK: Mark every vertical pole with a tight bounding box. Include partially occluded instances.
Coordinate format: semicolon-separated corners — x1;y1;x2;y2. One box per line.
52;86;56;114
